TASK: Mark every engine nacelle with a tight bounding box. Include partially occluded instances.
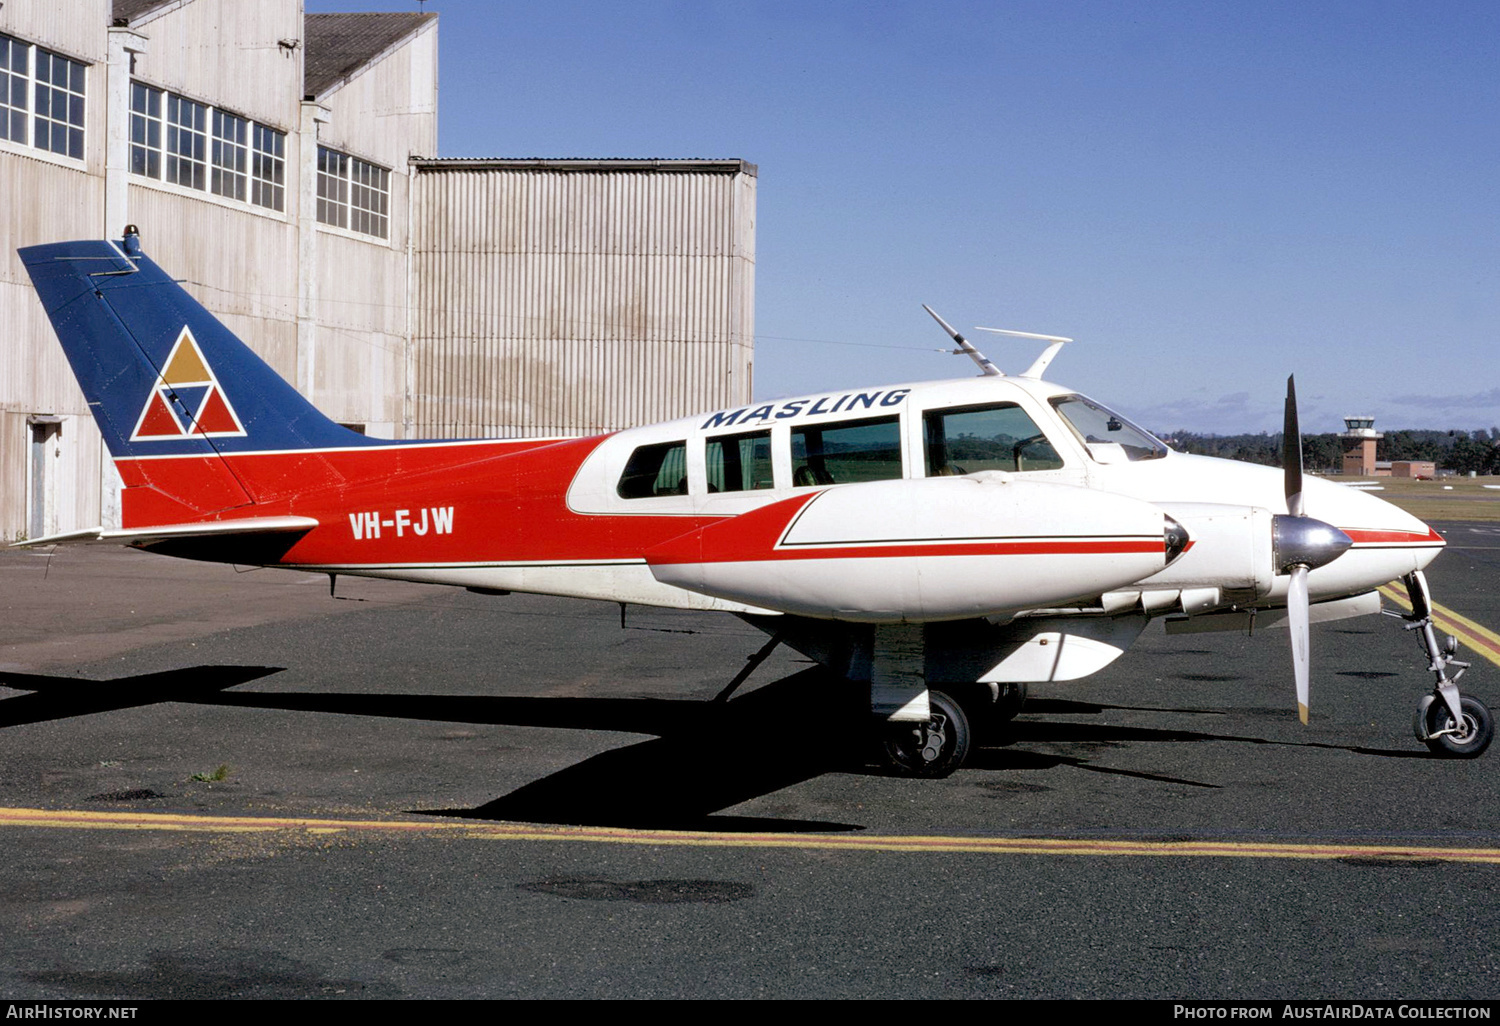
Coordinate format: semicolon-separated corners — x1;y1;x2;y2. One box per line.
1131;502;1277;600
645;474;1176;622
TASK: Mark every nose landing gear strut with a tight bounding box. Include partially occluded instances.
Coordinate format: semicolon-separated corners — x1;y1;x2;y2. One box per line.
1391;570;1493;758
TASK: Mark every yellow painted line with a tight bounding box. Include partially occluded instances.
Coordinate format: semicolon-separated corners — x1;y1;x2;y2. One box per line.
1379;583;1500;668
3;806;1499;863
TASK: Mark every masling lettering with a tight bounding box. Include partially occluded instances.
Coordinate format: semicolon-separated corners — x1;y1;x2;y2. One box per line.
701;389;910;430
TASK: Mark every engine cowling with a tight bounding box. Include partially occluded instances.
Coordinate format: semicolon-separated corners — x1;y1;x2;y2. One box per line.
644;474;1177;623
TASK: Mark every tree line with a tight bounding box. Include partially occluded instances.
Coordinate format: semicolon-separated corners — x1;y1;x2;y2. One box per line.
1157;428;1500;475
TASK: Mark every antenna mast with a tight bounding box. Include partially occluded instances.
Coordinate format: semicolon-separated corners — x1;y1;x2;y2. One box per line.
922;305;1002;377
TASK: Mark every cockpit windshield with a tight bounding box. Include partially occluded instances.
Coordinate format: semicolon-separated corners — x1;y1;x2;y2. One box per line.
1050;394;1168;462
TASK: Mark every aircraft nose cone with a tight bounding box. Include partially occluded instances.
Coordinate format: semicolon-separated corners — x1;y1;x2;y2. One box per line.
1272;514;1353;574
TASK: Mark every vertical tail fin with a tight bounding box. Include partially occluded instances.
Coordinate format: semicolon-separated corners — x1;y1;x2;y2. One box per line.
20;234;382;523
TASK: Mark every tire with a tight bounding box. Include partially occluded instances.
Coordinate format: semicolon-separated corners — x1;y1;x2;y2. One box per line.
948;682;1027;742
991;682;1028;722
880;688;972;778
1421;695;1494;759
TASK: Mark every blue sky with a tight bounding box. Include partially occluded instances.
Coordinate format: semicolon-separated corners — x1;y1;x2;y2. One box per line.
309;0;1499;434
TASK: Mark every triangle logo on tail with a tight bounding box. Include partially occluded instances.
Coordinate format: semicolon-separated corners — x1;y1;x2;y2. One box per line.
129;326;248;441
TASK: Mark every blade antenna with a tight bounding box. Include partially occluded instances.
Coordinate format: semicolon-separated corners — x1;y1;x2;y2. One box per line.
975;326;1074;380
922;305;1002;377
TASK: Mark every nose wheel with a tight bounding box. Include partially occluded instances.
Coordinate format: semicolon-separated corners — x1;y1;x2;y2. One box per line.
1416;694;1494;759
1396;570;1492;759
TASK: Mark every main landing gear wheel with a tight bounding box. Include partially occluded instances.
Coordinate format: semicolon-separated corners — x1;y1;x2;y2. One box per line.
947;681;1028;742
1416;695;1494;759
880;688;972;778
991;682;1028;722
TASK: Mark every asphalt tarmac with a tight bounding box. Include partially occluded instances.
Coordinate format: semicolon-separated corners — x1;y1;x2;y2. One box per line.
1;523;1498;1000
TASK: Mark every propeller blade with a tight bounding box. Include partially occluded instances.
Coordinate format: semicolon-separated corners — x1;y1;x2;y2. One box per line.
1283;375;1304;518
1405;568;1433;622
1288;563;1311;724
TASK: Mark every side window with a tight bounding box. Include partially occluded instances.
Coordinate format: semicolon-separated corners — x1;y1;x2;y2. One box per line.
924;403;1064;475
706;430;772;493
792;415;902;486
617;440;688;499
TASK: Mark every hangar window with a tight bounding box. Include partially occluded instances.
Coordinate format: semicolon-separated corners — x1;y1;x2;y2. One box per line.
792;415;902;486
165;93;207;190
130;81;285;212
210;109;248;201
316;146;348;227
0;34;27;145
1;34;87;160
706;430;772;492
318;146;390;239
32;46;86;159
924;403;1064;475
617;440;689;499
251;123;285;211
129;82;161;177
349;158;389;237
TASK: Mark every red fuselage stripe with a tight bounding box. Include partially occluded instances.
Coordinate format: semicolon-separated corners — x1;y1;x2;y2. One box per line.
1343;527;1445;546
648;539;1166;565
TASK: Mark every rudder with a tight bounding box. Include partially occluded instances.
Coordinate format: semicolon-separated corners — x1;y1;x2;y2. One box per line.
20;232;384;522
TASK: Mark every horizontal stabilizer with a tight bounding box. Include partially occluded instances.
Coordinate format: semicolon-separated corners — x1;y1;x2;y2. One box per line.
12;516;319;550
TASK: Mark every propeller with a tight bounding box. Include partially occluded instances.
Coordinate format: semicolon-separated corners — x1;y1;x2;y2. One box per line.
1274;375;1353;724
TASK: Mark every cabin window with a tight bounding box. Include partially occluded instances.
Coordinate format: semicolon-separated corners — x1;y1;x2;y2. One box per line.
791;415;902;486
1050;394;1168;462
1;34;86;159
617;440;689;499
924;403;1064;474
706;430;773;492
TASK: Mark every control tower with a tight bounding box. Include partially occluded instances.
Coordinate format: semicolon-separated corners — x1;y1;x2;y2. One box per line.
1340;416;1383;476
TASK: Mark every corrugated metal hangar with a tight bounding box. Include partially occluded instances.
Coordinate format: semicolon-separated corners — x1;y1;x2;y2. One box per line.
0;0;757;540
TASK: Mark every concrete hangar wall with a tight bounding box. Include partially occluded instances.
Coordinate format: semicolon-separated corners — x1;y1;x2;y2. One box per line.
0;0;757;541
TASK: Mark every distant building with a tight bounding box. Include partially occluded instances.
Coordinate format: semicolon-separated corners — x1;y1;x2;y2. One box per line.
0;1;755;540
1339;415;1383;476
1391;461;1436;479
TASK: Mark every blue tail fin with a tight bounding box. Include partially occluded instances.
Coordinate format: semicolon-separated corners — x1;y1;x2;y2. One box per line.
20;235;381;461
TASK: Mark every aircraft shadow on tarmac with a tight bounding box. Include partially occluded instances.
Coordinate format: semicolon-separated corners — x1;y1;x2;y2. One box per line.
0;666;284;728
0;664;1437;832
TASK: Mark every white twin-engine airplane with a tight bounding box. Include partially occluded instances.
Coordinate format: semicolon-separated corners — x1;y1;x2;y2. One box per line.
15;229;1490;777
